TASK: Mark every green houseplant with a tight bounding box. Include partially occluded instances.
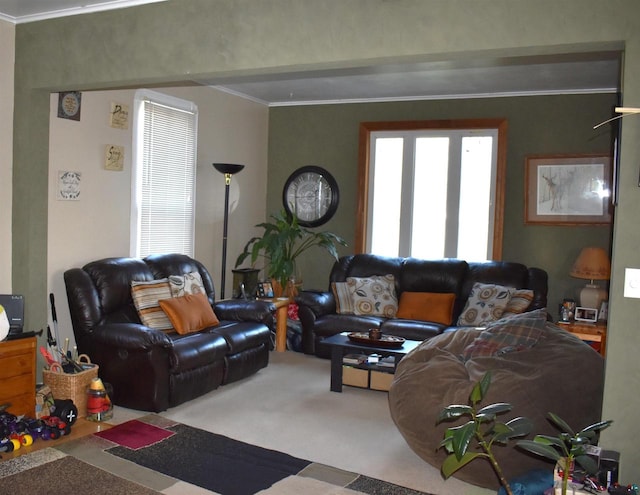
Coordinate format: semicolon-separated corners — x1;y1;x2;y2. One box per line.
517;413;613;495
437;371;533;495
235;210;346;296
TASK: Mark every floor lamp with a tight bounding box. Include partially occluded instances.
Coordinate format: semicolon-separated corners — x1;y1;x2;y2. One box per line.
213;163;245;299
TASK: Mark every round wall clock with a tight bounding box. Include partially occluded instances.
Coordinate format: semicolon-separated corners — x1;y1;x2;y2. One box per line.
282;166;339;227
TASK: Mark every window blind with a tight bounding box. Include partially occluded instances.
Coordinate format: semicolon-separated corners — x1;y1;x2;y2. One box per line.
132;90;198;258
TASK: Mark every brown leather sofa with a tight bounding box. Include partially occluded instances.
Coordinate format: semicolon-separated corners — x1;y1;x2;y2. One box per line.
64;253;274;412
296;254;548;357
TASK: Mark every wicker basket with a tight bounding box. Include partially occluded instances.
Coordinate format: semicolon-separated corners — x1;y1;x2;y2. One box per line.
42;360;99;418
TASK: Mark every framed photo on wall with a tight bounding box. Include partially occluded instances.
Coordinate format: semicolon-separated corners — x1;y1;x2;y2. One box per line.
525;154;612;225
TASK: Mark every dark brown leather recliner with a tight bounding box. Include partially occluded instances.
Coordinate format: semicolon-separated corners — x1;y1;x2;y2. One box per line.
64;253;275;412
296;254;548;357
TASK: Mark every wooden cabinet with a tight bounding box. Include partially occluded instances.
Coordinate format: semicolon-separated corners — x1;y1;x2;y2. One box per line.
558;321;607;357
0;337;36;416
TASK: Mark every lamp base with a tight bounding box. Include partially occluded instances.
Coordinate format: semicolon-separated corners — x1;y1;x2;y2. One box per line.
579;283;606;311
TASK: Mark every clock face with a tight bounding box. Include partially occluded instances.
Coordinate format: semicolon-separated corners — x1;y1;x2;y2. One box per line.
283;166;339;227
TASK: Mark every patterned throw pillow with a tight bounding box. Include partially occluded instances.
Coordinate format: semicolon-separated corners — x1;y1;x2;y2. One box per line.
461;308;547;361
457;282;515;326
169;271;205;297
501;289;534;318
131;279;173;331
346;274;398;317
332;282;355;314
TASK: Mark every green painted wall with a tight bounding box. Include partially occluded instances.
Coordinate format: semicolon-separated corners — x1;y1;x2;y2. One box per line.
268;94;616;315
10;0;640;482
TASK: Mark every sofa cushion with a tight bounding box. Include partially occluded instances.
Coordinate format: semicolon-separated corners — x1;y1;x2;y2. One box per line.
461;308;547;360
457;282;514;326
159;292;220;335
169;331;228;371
131;279;173;331
168;271;206;297
347;274;398;317
502;289;534;317
396;292;456;325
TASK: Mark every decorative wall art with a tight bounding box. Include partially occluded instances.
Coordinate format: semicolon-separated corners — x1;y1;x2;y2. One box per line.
57;91;82;121
57;171;81;200
525;154;612;225
105;145;125;171
109;102;130;129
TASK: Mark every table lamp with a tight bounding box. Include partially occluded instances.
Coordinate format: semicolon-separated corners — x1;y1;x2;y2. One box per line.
569;247;611;310
213;163;245;299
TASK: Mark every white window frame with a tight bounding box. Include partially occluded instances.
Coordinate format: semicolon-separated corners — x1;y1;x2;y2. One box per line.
131;89;198;258
356;119;507;260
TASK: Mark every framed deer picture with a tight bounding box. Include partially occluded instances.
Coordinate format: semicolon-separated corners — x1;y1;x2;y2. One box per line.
525;154;612;225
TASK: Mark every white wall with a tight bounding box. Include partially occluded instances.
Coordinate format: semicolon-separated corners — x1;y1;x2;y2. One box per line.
0;19;14;293
47;85;268;351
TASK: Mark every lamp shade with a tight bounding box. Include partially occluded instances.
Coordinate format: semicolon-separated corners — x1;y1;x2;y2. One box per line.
569;247;611;281
213;163;244;175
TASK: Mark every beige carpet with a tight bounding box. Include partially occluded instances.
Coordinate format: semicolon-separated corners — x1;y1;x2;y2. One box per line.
115;351;494;495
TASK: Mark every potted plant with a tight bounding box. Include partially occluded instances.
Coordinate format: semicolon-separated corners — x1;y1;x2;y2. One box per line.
437;371;534;495
517;413;613;495
235;210;346;297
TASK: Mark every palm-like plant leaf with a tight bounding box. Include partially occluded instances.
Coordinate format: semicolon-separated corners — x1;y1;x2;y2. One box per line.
235;210;346;288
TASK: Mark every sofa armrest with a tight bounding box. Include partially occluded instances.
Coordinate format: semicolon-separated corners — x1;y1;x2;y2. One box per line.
214;299;276;330
295;290;336;318
80;323;173;351
295;290;336;354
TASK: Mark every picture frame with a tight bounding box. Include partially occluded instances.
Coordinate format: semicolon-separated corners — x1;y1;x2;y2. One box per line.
524;154;612;225
257;282;274;299
575;306;598;323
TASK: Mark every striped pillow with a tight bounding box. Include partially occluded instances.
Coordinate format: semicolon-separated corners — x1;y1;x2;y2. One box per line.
332;282;354;314
131;279;173;331
502;289;535;318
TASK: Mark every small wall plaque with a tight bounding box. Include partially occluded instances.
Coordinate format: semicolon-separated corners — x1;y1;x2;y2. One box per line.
57;91;82;121
57;171;81;200
105;145;124;171
109;102;129;129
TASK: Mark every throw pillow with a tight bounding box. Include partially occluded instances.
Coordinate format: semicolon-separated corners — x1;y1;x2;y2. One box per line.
158;292;220;335
169;271;205;297
502;289;534;318
396;292;456;325
457;282;515;326
332;282;354;314
346;274;398;317
131;279;173;331
461;308;547;361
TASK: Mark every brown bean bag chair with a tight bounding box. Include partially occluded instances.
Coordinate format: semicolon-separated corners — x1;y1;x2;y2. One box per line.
388;310;604;489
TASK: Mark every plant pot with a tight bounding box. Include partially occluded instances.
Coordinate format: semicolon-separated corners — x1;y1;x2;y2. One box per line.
271;278;303;299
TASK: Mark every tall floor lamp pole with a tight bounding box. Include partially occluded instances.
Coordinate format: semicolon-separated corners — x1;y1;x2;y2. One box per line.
213;163;245;299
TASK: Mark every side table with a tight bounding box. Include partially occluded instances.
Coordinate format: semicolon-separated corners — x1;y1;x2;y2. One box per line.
0;336;36;416
557;320;607;357
260;297;290;352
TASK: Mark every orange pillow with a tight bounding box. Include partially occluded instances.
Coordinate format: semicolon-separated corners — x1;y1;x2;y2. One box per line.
396;292;456;325
158;293;219;335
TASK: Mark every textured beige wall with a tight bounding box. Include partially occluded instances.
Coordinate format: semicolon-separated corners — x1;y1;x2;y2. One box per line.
0;19;14;293
11;0;640;482
47;85;268;356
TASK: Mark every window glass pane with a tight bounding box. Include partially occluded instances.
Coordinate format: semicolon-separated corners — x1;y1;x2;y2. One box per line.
411;137;449;259
132;90;197;258
457;136;493;261
371;138;403;256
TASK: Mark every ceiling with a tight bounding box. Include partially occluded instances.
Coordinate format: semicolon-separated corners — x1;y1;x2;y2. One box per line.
0;0;621;106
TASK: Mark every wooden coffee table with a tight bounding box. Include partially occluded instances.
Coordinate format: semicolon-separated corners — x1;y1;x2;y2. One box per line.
323;332;422;392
